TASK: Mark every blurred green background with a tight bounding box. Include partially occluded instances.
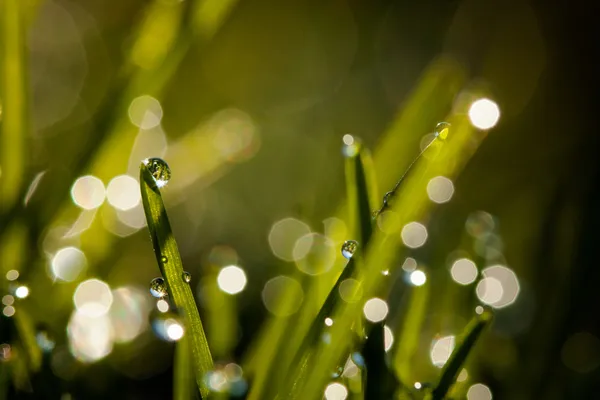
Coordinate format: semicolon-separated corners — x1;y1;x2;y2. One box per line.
1;0;599;399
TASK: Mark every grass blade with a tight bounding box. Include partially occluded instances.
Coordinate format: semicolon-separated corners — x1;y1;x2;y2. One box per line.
174;336;194;400
140;163;213;398
362;322;398;399
426;309;493;400
393;283;430;383
282;143;377;398
345;143;377;245
0;0;27;211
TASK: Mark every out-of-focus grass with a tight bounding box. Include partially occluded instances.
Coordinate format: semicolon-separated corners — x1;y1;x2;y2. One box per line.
0;0;26;212
22;0;238;275
140;163;213;397
0;1;504;398
393;282;430;384
426;309;493;400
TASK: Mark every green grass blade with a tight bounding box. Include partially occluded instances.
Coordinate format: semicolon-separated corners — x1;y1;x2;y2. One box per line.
362;322;398;399
393;283;430;383
0;0;27;211
174;336;194;400
282;144;377;398
427;309;493;400
202;270;237;360
345;145;377;245
140;163;213;398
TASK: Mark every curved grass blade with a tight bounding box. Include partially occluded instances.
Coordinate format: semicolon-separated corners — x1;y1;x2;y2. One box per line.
140;163;213;398
426;309;493;400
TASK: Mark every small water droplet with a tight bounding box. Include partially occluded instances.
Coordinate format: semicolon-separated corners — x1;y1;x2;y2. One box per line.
341;240;359;259
383;191;393;207
161;256;168;263
182;271;191;283
150;277;167;298
144;158;171;187
434;122;451;140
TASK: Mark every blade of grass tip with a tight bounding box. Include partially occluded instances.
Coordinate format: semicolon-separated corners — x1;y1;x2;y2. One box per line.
426;309;493;400
373;127;445;218
140;163;213;398
344;141;377;245
344;142;377;343
0;0;27;212
174;336;194;400
362;322;398;399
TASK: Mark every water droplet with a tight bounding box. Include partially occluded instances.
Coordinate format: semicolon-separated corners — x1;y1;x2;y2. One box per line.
341;240;359;259
434;122;451;140
383;191;393;207
182;271;191;283
161;256;168;263
150;277;167;298
143;158;171;187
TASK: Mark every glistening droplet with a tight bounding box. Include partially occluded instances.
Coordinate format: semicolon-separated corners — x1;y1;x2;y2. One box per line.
149;277;167;298
182;271;191;283
383;191;393;207
341;240;359;259
434;122;451;140
143;158;171;187
161;256;168;263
